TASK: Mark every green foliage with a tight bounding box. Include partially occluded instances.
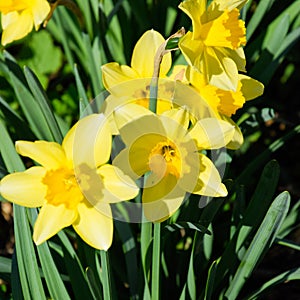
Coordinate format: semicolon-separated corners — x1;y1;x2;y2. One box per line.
1;0;300;299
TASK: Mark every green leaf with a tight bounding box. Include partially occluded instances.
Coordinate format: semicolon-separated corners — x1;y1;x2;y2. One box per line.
246;0;276;41
164;222;211;235
245;267;300;300
215;160;280;288
28;209;71;300
224;191;291;300
24;66;63;143
204;260;218;300
2;52;53;140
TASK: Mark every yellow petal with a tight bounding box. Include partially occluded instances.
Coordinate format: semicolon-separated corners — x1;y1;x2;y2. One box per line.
161;108;190;133
205;47;239;91
113;103;153;132
212;0;248;11
179;31;204;68
1;10;33;45
173;81;218;120
0;167;46;207
98;164;139;202
218;47;246;72
193;154;227;197
221;115;244;149
131;29;172;77
71;114;112;169
115;110;165;146
178;0;205;39
101;62;139;90
33;203;76;245
113;148;149;180
32;0;50;30
73;201;113;250
201;9;246;49
16;141;66;170
142;174;185;222
189;118;235;149
239;74;264;100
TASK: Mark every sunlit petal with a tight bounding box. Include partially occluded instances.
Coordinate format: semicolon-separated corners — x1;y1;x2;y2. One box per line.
239;74;264;100
213;0;248;11
113;103;153;132
113;148;149;180
33;203;77;245
189;118;235;149
0;167;46;207
73;201;113;250
131;29;172;77
72;114;112;168
1;11;33;45
32;0;50;29
115;111;165;146
98;164;139;202
101;62;139;90
221;115;244;149
193;154;227;197
16;141;66;170
142;174;185;222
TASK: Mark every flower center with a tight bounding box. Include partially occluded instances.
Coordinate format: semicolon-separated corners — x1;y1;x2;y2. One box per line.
42;167;83;210
148;141;181;179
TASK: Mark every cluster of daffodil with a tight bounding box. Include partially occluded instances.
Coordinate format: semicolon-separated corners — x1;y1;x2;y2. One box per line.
0;0;264;250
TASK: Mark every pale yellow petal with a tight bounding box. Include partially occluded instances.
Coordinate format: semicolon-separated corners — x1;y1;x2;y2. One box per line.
189;118;235;149
193;154;227;197
131;29;172;77
16;141;66;170
205;47;239;91
221;115;244;149
213;0;248;11
173;81;218;120
0;167;46;207
218;47;246;72
113;148;149;180
113;103;153;132
33;203;77;245
161;108;190;132
101;62;139;90
142;174;185;222
115;110;165;146
73;201;113;250
178;0;205;39
179;31;204;67
71;114;112;169
98;164;139;202
32;0;50;30
239;74;264;100
1;10;33;45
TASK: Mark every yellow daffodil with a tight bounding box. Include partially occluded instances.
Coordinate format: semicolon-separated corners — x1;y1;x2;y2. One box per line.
112;104;234;222
178;0;247;91
101;30;174;116
170;65;264;148
0;0;50;45
0;114;139;250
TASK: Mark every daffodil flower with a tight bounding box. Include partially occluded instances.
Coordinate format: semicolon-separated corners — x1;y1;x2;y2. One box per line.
101;30;174;116
112;104;234;222
178;0;247;91
0;114;139;250
177;65;264;148
0;0;50;45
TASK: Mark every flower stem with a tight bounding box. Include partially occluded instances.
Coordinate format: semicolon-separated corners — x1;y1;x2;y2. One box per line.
151;222;161;300
141;220;152;298
100;250;112;300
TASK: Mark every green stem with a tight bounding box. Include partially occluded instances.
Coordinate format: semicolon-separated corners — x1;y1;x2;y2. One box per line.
151;222;161;300
100;250;112;300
